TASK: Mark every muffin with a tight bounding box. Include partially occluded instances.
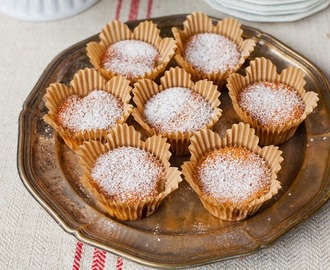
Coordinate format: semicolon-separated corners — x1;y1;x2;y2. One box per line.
86;19;177;82
78;124;182;221
227;57;319;145
132;67;222;155
182;122;283;221
43;68;133;152
172;12;256;87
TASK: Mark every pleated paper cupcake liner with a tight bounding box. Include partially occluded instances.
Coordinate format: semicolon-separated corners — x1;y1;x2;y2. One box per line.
78;124;182;221
182;122;283;221
132;67;222;155
227;57;319;145
172;12;256;87
43;68;133;152
86;20;177;83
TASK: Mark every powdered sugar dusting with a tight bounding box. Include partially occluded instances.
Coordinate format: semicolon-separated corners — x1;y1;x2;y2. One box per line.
196;147;271;204
91;147;165;202
102;40;159;79
57;90;123;133
238;82;305;127
144;87;214;133
184;33;241;74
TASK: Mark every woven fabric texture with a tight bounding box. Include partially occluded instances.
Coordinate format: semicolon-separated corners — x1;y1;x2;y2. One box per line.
0;0;329;269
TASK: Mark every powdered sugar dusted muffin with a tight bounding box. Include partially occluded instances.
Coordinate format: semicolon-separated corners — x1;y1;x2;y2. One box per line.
43;68;133;152
144;87;214;134
56;90;124;133
132;67;222;155
101;40;159;80
78;124;182;221
196;146;271;206
172;12;256;86
183;33;241;76
91;146;165;203
227;57;319;145
86;20;176;82
182;123;283;221
238;82;305;128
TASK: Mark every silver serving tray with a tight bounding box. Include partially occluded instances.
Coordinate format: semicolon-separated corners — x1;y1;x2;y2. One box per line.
17;14;330;269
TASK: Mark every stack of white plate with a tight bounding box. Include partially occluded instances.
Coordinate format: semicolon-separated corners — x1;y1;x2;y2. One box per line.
203;0;330;22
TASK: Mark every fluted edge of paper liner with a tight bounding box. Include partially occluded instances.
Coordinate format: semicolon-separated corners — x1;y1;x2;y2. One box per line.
43;68;133;152
227;57;319;145
86;20;177;82
171;12;256;87
132;67;222;155
181;122;283;221
78;123;183;221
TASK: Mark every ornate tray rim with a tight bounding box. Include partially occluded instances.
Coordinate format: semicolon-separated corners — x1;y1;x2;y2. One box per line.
17;14;330;269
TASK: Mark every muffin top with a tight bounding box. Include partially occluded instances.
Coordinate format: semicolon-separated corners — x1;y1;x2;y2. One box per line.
238;81;305;127
91;146;165;203
183;33;241;75
144;87;214;133
196;146;271;205
101;40;159;79
56;90;123;133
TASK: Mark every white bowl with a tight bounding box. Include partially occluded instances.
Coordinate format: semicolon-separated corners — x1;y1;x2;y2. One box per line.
0;0;99;22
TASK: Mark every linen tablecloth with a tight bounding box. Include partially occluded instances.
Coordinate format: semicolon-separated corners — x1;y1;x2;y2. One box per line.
1;0;329;269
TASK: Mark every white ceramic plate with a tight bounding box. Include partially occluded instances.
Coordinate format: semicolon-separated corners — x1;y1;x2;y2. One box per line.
240;0;312;5
217;0;326;14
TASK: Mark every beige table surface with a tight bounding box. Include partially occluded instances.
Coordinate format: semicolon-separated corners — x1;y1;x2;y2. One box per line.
1;0;329;269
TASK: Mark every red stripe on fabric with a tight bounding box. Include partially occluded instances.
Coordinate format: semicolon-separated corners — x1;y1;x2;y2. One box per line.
128;0;141;21
116;256;124;270
115;0;123;20
146;0;153;18
91;248;107;270
72;242;84;270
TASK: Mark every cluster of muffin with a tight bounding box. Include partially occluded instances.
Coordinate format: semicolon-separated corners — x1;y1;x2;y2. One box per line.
43;12;319;221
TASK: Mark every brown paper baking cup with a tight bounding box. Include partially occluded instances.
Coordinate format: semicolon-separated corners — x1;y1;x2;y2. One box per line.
132;67;222;155
43;68;133;152
86;20;177;83
172;12;256;87
227;57;319;145
78;124;182;221
182;122;283;221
